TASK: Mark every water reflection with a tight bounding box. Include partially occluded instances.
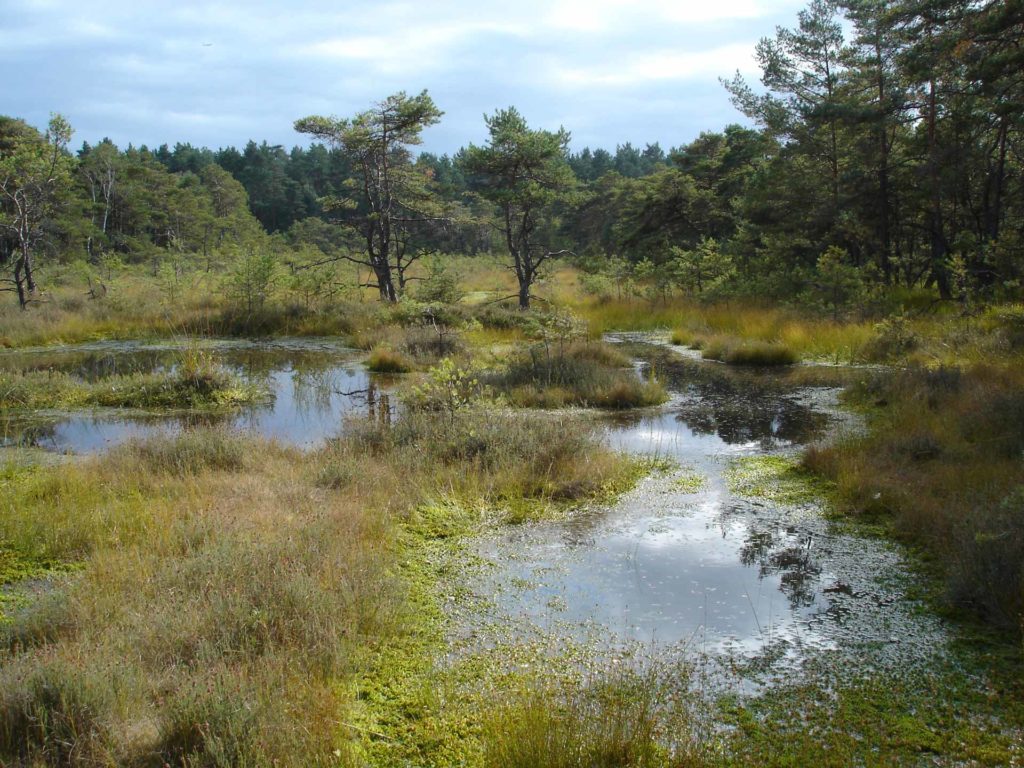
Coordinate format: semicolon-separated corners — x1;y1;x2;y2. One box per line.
0;339;394;452
465;344;850;655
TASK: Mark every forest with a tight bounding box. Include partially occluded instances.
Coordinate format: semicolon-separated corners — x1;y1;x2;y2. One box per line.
3;0;1021;314
1;0;1023;766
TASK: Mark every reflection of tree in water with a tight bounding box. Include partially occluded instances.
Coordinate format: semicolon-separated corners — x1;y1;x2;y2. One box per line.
0;418;59;448
632;349;829;448
3;348;174;381
725;504;823;609
335;379;393;428
291;368;342;414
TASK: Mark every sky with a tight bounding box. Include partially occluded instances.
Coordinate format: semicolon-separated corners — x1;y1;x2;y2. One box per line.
1;0;806;155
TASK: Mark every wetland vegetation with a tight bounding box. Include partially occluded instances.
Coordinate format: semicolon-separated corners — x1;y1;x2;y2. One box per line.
2;0;1023;763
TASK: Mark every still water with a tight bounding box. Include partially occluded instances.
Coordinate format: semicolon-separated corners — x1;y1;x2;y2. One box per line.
1;336;944;670
0;338;392;451
458;344;944;671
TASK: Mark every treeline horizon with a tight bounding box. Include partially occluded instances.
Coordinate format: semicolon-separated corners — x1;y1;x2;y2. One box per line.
2;0;1021;314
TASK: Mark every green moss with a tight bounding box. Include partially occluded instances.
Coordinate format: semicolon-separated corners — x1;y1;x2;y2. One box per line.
719;657;1024;767
725;455;832;505
673;470;708;493
343;453;658;766
0;541;68;625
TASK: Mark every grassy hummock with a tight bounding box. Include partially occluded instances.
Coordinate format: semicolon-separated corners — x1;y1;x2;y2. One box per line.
0;352;264;411
487;341;667;409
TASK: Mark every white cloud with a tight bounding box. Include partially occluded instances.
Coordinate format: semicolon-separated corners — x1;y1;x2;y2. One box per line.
556;43;757;87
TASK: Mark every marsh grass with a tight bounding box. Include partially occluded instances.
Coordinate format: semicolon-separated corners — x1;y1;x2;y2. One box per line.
0;399;644;766
0;349;263;411
805;364;1024;632
699;337;799;367
488;342;667;409
579;299;873;362
480;662;709;768
367;345;414;373
113;427;249;475
0;431;396;766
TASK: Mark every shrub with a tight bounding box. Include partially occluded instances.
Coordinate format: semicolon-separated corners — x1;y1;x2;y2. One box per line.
862;315;918;361
400;325;463;362
949;488;1024;627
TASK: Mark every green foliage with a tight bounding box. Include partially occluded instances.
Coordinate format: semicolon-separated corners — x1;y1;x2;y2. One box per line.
810;246;864;320
416;258;465;304
223;247;280;315
295;91;446;302
462;107;576;308
669;237;735;298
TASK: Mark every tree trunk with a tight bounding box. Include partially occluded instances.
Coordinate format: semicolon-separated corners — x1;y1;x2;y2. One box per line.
926;76;950;299
374;262;398;302
518;279;531;310
14;251;28;309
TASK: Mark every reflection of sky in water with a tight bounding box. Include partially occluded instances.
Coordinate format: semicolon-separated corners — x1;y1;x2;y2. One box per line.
469;348;847;656
3;339;894;660
0;340;392;452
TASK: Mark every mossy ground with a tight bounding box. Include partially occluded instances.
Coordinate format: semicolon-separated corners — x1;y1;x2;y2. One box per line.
724;455;833;506
344;461;665;767
717;649;1024;767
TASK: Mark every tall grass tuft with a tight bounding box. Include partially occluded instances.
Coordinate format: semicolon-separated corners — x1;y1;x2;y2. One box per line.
367;345;414;373
700;338;799;366
481;662;708;768
114;427;249;475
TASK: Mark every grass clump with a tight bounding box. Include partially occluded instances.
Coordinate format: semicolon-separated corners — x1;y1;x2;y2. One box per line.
700;337;799;367
113;427;249;475
480;662;709;768
489;342;667;410
344;407;641;510
367;345;414;373
0;349;264;411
